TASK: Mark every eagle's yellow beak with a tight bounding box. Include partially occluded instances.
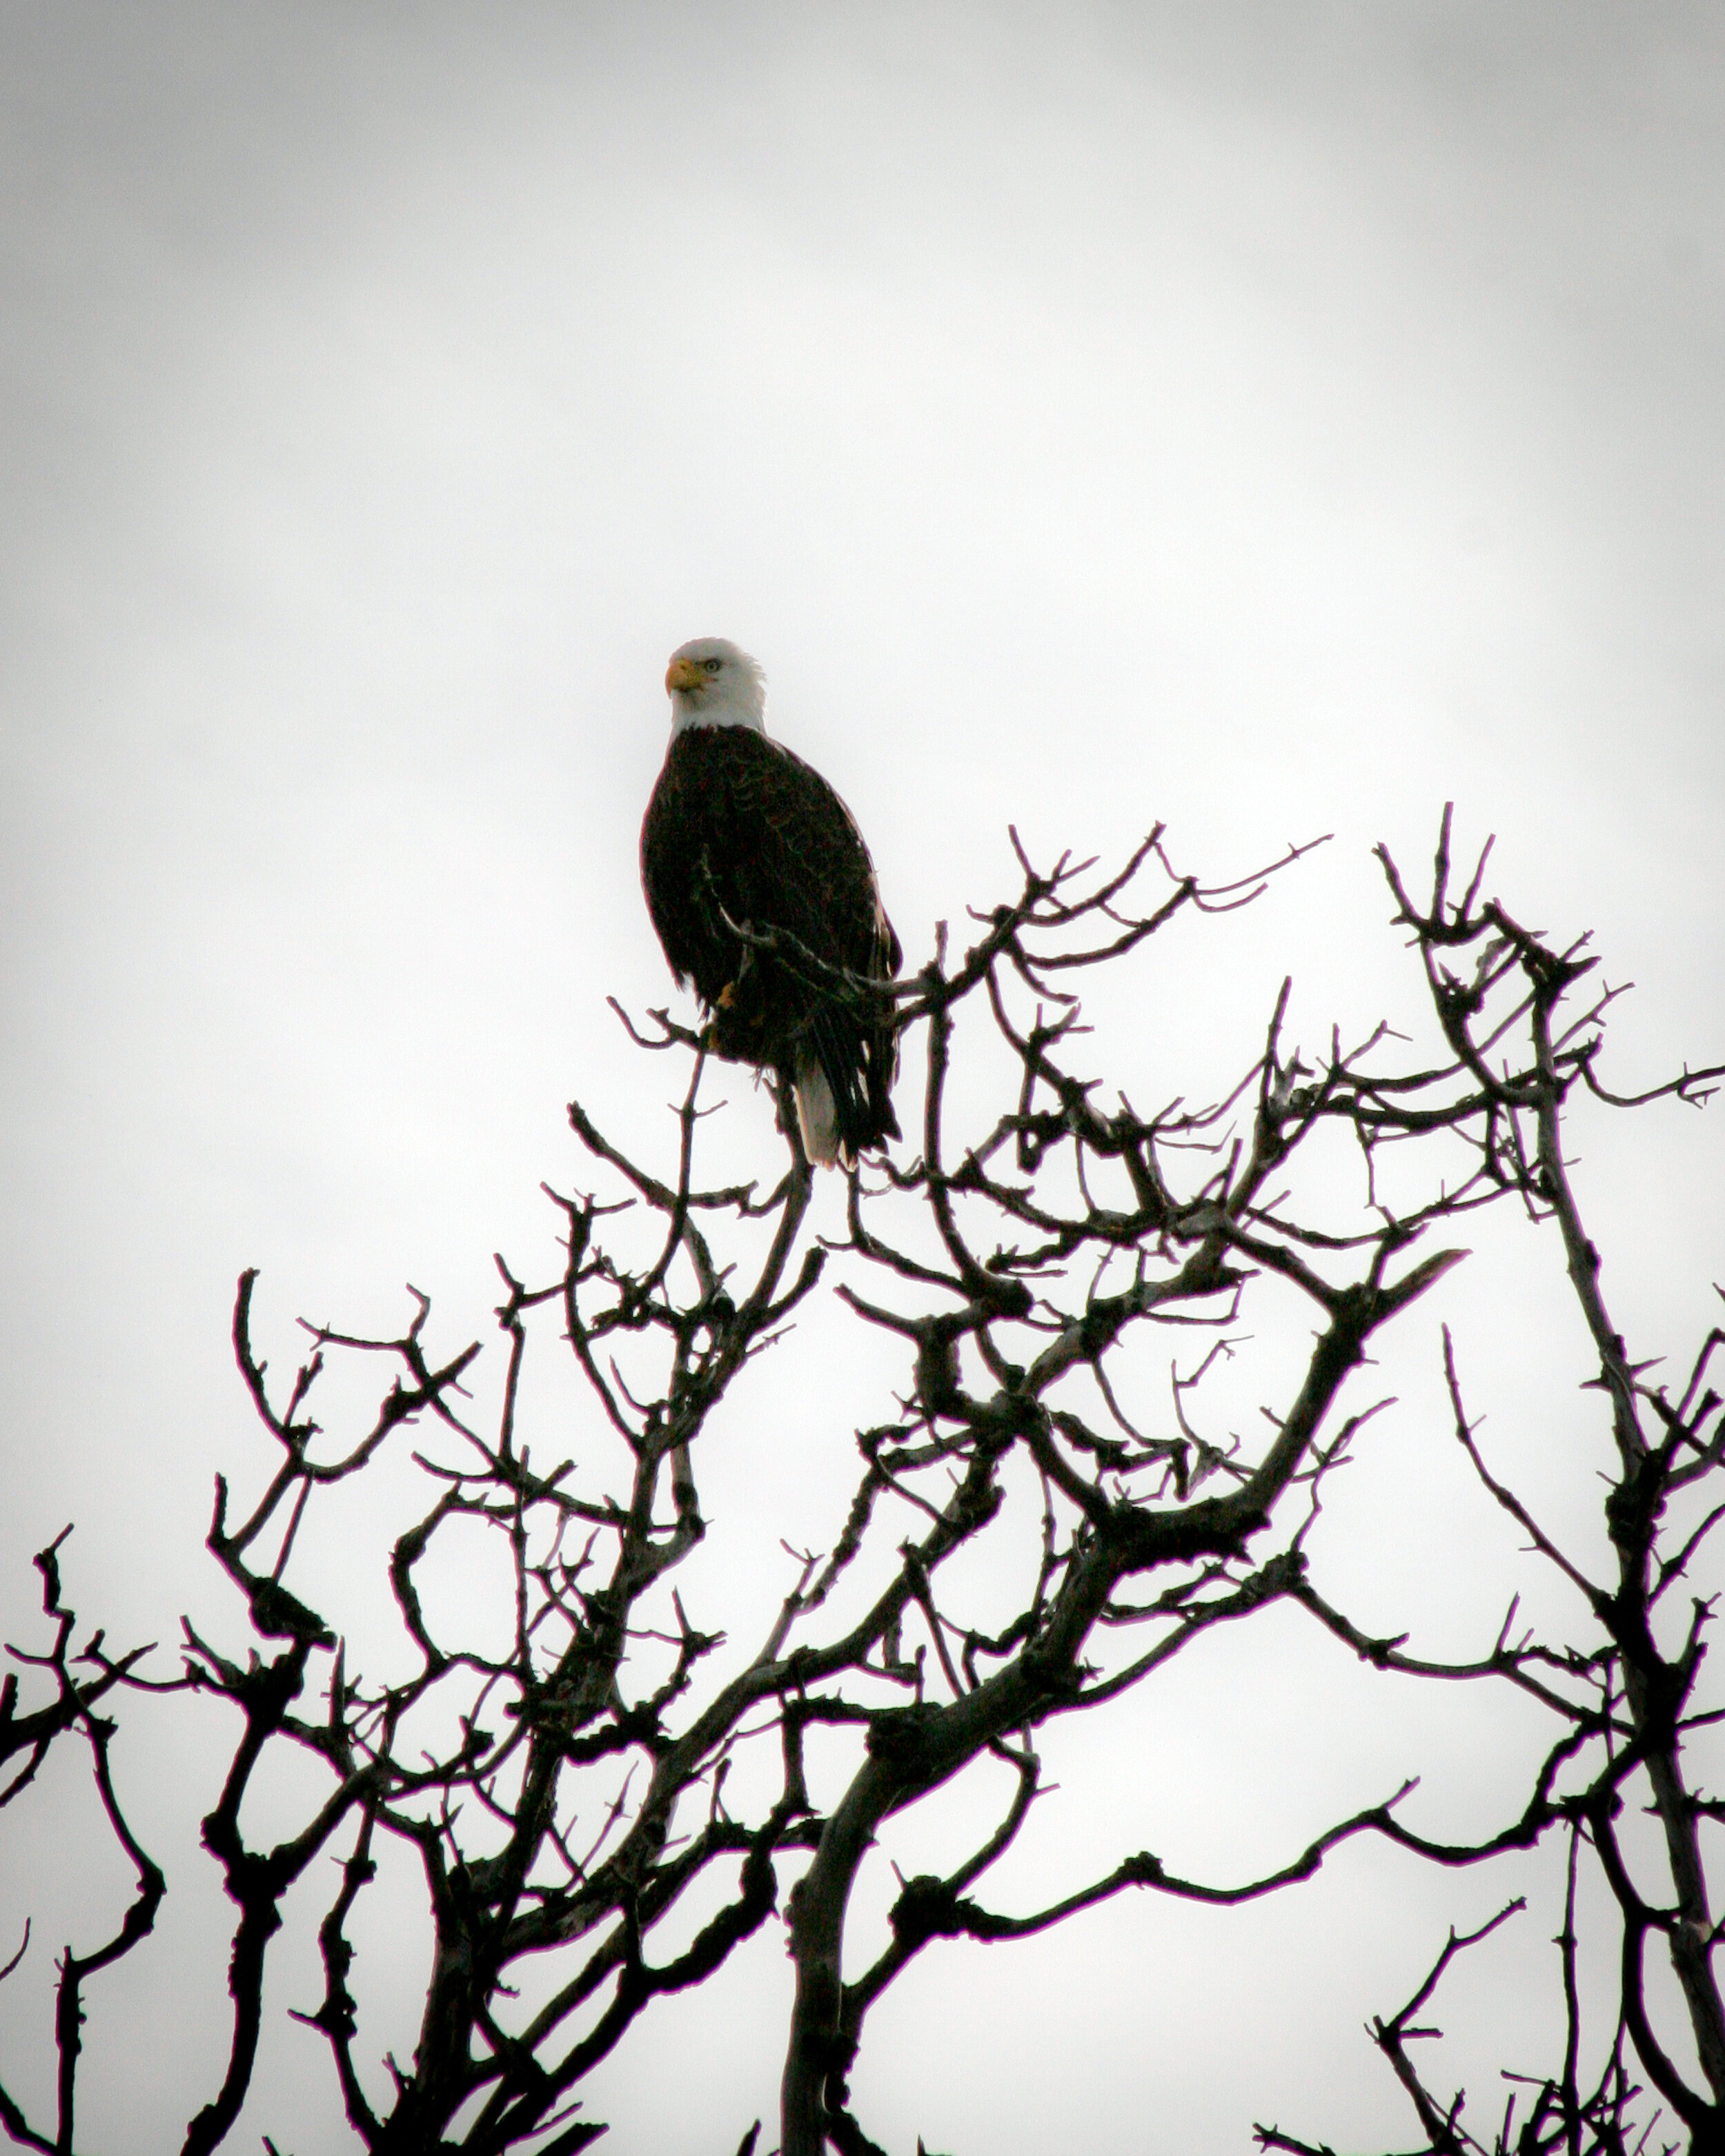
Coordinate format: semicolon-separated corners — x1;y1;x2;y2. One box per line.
666;655;702;693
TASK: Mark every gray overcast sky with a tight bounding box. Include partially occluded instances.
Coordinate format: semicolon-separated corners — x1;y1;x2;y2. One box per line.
2;6;1723;2150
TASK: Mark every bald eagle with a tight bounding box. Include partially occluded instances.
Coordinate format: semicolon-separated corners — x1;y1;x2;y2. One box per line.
640;637;901;1167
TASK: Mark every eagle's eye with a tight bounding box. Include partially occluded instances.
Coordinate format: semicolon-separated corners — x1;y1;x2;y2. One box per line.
702;658;722;674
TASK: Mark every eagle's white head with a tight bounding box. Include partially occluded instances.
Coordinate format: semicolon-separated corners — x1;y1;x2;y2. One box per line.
665;637;767;735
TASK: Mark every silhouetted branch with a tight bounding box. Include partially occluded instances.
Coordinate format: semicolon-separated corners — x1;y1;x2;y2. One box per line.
3;813;1719;2155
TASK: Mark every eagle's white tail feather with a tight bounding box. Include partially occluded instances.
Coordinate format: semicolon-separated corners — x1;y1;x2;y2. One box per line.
793;1058;844;1168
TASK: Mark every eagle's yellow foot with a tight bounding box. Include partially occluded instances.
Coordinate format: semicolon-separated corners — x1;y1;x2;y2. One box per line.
716;981;739;1009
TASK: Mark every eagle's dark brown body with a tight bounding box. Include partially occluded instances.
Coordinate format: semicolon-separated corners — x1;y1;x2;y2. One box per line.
640;722;901;1164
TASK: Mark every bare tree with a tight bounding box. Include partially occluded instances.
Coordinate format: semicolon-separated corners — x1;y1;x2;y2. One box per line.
1;812;1720;2155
